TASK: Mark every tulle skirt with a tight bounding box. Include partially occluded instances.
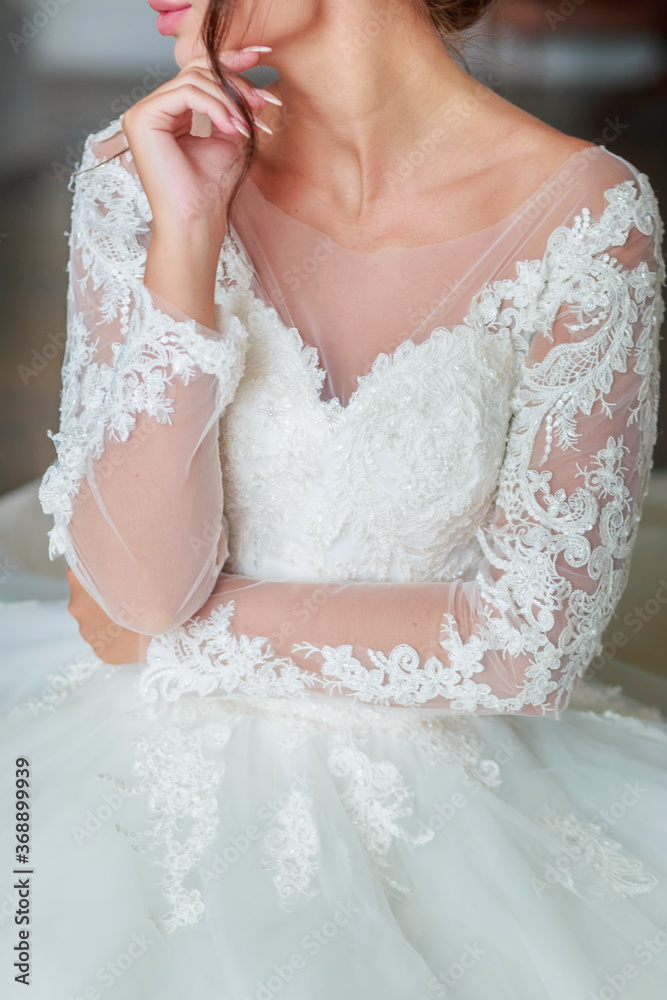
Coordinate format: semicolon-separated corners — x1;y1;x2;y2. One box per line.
1;596;667;1000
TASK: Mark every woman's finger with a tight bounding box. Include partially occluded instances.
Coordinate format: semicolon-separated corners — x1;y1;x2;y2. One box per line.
183;58;282;112
165;76;273;135
216;45;272;72
147;67;250;123
135;66;274;134
125;82;246;137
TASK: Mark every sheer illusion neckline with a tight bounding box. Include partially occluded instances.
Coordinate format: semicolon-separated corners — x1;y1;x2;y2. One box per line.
226;143;624;413
226;215;463;415
241;143;601;255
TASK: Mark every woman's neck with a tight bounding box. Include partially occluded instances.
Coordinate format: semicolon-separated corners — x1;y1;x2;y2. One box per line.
255;4;489;218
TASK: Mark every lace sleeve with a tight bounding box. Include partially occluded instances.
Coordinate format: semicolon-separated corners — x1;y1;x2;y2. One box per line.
139;169;664;717
38;122;249;638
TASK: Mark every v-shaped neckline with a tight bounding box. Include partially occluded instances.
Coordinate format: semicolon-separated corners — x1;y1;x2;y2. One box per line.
225;224;507;415
223;153;636;414
225;215;520;413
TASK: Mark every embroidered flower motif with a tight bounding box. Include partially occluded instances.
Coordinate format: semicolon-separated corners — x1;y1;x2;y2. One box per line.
120;712;236;933
261;790;321;908
327;738;434;896
535;806;659;898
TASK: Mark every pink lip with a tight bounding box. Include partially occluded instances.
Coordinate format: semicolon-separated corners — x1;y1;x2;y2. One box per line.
148;1;191;36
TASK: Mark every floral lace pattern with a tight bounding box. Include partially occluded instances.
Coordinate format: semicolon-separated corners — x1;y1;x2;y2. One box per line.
37;120;666;941
218;290;520;586
113;692;505;931
113;701;238;934
534;805;659;899
261;789;321;909
239;697;503;788
327;737;435;897
140;601;318;703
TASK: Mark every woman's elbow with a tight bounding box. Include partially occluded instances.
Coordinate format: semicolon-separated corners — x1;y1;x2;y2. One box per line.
130;586;216;636
107;568;221;636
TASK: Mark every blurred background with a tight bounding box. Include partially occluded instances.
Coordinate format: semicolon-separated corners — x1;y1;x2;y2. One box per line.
0;0;665;689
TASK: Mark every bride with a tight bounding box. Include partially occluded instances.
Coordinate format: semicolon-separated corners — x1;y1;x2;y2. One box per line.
1;0;666;997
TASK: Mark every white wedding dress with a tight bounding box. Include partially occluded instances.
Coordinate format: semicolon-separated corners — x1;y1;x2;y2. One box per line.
1;116;667;999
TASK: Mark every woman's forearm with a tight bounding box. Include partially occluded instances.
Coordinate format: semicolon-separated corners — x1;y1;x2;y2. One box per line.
144;221;224;329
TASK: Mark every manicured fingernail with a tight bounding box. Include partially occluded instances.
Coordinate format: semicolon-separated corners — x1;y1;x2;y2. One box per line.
254;119;273;134
256;89;282;106
234;120;251;137
241;45;272;52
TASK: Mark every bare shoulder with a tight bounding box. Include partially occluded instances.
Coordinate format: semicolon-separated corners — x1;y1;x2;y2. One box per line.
464;90;651;222
480;94;597;192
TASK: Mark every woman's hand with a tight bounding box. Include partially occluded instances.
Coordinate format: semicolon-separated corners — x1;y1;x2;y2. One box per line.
66;568;145;665
120;46;278;238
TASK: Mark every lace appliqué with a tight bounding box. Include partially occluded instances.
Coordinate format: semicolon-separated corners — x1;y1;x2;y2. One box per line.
217;242;519;589
261;789;321;909
113;701;240;934
535;805;658;899
140;601;318;703
327;737;435;897
134;166;664;720
57;116;664;723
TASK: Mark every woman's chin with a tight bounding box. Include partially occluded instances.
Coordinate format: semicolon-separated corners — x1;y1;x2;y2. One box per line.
173;34;207;69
